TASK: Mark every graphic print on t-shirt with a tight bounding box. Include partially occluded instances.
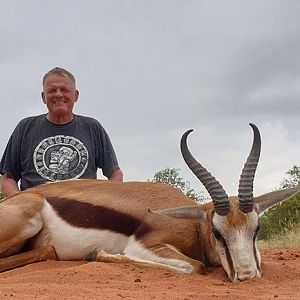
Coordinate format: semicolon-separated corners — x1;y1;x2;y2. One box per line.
33;135;89;181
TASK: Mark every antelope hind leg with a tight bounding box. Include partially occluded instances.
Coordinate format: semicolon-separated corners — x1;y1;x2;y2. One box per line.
0;193;58;272
0;192;45;257
0;245;58;272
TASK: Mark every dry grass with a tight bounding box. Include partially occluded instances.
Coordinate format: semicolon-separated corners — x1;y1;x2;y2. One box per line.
258;224;300;249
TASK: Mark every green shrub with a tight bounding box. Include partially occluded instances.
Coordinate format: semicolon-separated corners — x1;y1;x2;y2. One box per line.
258;192;300;240
149;167;204;202
258;223;300;248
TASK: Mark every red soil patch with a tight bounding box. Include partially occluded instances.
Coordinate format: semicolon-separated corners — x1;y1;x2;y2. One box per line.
0;248;299;299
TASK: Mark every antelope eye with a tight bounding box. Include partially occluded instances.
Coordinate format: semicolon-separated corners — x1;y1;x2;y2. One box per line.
254;224;260;239
255;224;260;233
212;226;222;241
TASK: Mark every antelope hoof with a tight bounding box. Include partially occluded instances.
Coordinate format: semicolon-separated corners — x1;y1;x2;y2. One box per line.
85;250;98;261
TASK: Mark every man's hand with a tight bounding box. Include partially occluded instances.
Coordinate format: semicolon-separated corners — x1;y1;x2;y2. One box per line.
108;169;123;182
1;173;20;197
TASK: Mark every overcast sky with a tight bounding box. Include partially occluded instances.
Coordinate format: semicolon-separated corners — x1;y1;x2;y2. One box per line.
0;0;299;198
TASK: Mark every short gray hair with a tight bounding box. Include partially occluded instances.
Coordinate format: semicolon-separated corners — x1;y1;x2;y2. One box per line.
42;67;76;86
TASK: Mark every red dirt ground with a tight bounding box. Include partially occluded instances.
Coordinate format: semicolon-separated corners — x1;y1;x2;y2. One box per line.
0;248;299;299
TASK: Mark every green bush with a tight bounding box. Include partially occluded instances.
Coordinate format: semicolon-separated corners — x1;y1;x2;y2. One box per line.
258;192;300;240
149;167;204;202
280;165;300;188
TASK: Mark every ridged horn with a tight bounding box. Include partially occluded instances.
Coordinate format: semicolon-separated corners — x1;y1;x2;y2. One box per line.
238;123;261;213
181;129;230;216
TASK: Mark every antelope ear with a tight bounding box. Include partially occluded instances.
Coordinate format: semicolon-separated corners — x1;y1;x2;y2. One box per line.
148;205;207;222
254;185;300;214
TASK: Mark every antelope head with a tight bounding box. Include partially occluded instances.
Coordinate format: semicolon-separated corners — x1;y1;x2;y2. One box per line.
154;124;299;282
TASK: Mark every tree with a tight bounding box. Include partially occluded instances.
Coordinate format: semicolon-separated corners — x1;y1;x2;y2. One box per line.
258;164;300;239
280;165;300;188
149;167;204;202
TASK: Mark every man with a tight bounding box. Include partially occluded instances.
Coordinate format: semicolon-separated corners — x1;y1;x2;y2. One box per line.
0;67;123;197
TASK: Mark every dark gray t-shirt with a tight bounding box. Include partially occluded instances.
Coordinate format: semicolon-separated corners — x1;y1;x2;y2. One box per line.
0;114;120;190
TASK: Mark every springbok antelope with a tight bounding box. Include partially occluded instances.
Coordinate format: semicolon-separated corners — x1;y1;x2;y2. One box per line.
0;124;298;282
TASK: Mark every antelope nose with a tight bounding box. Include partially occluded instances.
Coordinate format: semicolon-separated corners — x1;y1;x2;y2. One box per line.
237;269;257;281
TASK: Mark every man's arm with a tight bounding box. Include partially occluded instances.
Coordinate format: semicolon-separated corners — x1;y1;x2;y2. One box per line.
1;173;20;197
108;169;123;182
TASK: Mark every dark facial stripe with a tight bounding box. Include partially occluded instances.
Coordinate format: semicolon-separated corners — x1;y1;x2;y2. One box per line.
224;241;235;281
211;219;235;280
46;197;151;237
253;225;261;272
253;239;261;272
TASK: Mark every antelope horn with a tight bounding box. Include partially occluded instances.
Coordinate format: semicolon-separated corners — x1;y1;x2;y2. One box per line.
238;123;261;213
180;129;230;216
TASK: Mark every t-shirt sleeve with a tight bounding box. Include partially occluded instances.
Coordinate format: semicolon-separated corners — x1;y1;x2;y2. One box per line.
95;123;120;178
0;124;22;181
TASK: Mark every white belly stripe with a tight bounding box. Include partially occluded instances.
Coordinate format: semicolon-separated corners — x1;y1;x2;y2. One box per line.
33;201;130;260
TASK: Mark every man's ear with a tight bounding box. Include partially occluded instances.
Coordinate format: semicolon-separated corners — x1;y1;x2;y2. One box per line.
41;92;46;104
75;90;79;102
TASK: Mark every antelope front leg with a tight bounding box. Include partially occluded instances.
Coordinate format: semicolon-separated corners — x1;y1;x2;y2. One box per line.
85;245;206;275
149;244;207;274
0;245;58;272
85;249;191;273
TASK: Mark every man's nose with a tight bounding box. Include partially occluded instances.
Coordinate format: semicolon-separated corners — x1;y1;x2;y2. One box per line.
54;90;63;97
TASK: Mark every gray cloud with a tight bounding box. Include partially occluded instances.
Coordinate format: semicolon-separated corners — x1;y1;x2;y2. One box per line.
0;0;299;197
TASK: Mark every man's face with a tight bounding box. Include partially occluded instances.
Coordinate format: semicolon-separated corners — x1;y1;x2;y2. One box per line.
42;74;79;121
